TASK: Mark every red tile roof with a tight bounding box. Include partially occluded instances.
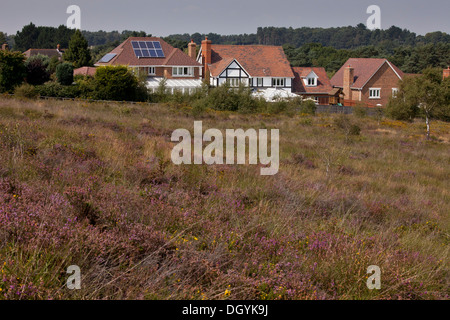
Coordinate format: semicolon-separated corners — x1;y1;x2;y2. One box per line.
96;37;201;67
292;67;333;94
74;67;97;77
331;58;404;89
208;45;294;78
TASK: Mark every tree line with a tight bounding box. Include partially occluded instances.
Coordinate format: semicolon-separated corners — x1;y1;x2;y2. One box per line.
2;23;449;75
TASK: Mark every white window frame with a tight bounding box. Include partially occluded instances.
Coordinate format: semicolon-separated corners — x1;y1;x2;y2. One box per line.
227;78;241;87
307;77;317;86
148;67;156;75
369;88;381;99
256;78;263;87
172;66;193;77
272;78;285;87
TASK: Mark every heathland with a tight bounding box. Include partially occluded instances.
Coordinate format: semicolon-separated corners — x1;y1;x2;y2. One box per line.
0;96;448;299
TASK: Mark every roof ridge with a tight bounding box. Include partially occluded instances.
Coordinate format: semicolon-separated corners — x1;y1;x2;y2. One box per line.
164;47;179;64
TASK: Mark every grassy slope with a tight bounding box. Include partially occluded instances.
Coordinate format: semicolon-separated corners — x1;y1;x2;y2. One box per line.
0;97;448;300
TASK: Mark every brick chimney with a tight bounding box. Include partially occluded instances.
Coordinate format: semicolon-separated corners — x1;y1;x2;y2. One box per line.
443;66;450;80
343;65;354;101
188;40;197;60
201;36;212;82
1;43;9;51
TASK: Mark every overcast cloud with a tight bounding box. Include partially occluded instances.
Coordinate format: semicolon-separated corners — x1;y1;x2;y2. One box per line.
1;0;449;36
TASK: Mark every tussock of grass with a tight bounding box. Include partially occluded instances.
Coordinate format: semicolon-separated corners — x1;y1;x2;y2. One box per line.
0;96;448;300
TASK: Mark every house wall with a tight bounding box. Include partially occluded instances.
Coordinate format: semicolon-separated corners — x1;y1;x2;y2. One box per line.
360;62;401;107
150;66;200;80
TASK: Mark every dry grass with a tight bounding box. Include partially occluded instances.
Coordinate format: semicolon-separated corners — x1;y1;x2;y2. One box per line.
0;96;448;300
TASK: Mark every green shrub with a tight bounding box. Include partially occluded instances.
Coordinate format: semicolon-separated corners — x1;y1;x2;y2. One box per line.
14;83;39;99
202;83;261;113
0;50;26;93
353;104;368;118
333;114;361;135
299;99;317;115
74;75;95;99
92;65;147;102
385;96;417;121
56;63;74;85
36;81;80;98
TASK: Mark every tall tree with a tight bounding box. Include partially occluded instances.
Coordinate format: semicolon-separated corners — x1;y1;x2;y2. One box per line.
14;23;74;52
63;30;91;68
387;68;449;139
14;23;39;51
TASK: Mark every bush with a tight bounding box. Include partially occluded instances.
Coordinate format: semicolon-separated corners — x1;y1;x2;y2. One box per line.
47;56;61;75
333;114;361;136
56;63;74;85
201;83;261;113
36;81;80;98
299;99;317;115
25;55;50;86
385;96;417;121
0;50;26;93
14;83;39;99
74;75;95;99
353;104;368;118
92;65;147;102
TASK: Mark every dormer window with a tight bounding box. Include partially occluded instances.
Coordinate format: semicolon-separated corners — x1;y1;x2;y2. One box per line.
303;71;318;87
307;77;317;86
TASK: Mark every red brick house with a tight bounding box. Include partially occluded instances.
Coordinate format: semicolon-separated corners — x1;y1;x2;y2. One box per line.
331;58;405;107
292;67;340;105
95;37;203;93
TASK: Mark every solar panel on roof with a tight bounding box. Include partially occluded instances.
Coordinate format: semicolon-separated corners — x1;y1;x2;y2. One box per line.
99;53;117;63
131;41;165;58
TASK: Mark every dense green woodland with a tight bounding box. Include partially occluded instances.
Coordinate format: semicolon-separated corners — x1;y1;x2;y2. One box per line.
1;23;449;74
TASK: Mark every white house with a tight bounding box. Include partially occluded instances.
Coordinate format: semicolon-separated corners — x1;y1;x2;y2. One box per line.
196;37;295;99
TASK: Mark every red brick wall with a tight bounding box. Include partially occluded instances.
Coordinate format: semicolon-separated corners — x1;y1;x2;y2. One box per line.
360;62;402;107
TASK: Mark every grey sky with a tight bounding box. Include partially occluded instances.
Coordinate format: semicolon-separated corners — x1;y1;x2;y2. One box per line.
1;0;449;36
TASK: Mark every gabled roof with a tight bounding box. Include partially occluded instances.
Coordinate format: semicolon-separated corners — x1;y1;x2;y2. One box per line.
330;58;404;89
95;37;201;67
23;49;64;59
207;45;294;78
292;67;333;94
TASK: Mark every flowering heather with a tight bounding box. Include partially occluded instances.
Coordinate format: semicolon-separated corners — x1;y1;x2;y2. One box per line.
0;96;449;300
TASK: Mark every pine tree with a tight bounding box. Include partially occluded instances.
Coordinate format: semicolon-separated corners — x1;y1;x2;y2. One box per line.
63;30;92;68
